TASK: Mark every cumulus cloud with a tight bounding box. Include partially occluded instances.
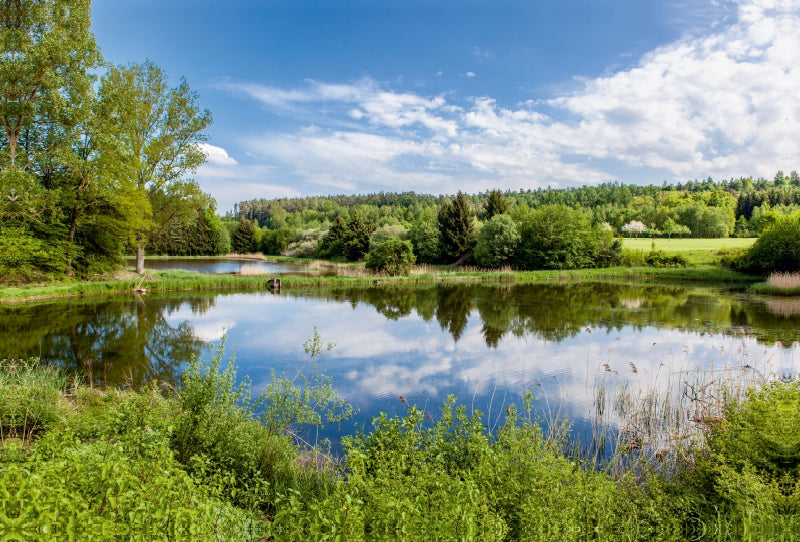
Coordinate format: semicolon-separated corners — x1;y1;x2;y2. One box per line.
198;143;238;165
219;0;799;196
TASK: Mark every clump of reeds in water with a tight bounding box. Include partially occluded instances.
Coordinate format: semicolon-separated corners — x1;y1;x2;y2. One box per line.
751;271;800;296
586;359;771;479
238;263;267;276
767;272;800;290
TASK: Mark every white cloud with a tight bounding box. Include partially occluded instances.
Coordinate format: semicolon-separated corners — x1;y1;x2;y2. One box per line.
198;143;237;165
217;0;800;197
465;71;476;78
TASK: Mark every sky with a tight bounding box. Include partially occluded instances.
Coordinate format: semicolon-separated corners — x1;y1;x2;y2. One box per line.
91;0;799;213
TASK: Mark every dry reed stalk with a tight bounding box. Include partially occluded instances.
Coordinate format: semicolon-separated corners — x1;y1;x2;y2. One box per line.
238;263;268;276
766;272;800;290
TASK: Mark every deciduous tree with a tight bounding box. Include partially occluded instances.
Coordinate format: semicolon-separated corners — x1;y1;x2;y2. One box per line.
98;61;212;273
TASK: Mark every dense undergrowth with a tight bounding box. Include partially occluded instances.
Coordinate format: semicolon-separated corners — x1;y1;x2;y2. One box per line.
1;348;799;540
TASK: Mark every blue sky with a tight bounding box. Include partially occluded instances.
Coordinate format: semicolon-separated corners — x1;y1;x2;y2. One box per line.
91;0;798;213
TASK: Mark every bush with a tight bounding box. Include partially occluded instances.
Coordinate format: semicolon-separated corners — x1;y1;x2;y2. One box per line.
365;238;416;276
741;213;800;275
644;250;691;268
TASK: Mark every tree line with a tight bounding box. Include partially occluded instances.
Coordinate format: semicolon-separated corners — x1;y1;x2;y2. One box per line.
220;174;799;275
0;0;214;284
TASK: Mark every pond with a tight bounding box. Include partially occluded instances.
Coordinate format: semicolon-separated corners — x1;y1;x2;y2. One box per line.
131;257;334;276
3;281;799;453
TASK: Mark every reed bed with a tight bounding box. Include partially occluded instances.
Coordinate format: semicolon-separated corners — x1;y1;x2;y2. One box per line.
750;271;800;296
767;271;800;290
586;358;771;478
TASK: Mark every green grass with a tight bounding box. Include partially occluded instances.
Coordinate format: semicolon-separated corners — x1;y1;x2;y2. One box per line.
623;237;755;265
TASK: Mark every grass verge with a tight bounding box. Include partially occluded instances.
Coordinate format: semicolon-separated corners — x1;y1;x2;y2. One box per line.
0;263;759;303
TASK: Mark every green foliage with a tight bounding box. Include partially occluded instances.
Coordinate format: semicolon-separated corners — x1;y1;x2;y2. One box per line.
515;204;607;270
261;226;297;255
0;362;266;540
474;213;520;268
342;212;374;261
173;334;352;511
680;382;800;539
484;189;510;220
644;250;691;268
0;229;65;284
369;223;408;250
741;213;800;275
408;211;442;263
438;192;475;262
0;359;65;443
365;238;416;276
232;218;258;253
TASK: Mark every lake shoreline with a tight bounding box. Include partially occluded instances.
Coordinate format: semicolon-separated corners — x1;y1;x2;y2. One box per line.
0;260;760;303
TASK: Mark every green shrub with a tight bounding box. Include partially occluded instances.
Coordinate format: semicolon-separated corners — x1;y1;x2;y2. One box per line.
365;238;416;276
741;213;800;275
173;335;352;512
474;213;520;268
644;250;691;268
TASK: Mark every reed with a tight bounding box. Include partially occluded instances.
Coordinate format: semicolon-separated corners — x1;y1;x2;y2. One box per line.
586;358;769;479
750;271;800;296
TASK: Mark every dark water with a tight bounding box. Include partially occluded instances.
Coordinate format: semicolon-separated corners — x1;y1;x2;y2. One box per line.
3;282;799;449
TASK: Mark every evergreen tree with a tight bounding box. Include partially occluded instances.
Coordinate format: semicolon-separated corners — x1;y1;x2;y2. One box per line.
342;212;374;261
438;192;474;262
232;218;257;253
484;190;509;220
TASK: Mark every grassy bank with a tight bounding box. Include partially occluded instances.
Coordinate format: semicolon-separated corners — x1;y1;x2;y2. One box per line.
0;263;759;303
2;349;798;541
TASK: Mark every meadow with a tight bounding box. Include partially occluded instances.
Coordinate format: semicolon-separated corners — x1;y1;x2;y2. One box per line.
622;237;755;265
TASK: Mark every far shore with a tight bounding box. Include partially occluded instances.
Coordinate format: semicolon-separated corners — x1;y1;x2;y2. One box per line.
0;257;760;304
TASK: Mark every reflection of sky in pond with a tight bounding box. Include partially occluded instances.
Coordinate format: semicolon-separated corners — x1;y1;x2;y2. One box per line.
136;258;327;276
162;290;800;449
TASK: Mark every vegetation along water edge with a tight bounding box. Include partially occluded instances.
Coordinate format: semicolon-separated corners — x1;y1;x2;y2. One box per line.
2;343;800;540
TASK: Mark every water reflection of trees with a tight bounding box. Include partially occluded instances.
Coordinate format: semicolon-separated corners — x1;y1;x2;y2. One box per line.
0;295;210;386
305;283;797;347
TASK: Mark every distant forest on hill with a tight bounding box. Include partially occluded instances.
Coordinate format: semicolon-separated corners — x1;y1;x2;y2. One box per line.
229;172;800;241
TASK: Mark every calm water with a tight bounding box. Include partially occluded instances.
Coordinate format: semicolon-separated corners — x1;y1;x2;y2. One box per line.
4;282;799;449
133;257;332;276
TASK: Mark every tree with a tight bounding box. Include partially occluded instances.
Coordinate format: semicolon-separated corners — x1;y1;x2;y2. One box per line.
515;204;603;270
473;214;520;268
621;220;647;238
317;215;347;258
484;189;509;220
98;61;212;274
365;238;416;276
341;212;373;261
438;192;474;263
232;218;257;254
0;0;102;280
409;209;441;264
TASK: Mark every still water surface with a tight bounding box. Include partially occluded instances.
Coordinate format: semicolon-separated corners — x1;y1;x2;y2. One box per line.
4;281;799;448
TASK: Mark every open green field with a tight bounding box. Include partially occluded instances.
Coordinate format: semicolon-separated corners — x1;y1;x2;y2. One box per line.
623;237;755;265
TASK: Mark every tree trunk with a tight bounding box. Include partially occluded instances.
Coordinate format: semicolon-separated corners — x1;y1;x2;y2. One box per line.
136;243;146;274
